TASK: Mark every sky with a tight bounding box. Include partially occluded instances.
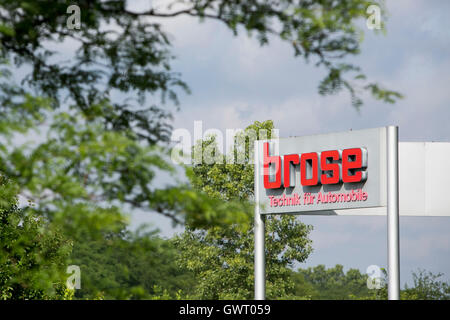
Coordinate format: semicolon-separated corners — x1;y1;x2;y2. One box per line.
127;0;450;287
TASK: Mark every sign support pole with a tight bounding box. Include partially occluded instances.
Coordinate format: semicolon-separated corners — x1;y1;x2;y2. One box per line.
387;126;400;300
254;141;265;300
254;128;402;300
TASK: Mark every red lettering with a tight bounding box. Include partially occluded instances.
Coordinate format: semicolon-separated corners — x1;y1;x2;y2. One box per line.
342;148;367;183
301;152;319;186
262;146;368;189
283;154;299;188
263;142;282;189
321;150;341;184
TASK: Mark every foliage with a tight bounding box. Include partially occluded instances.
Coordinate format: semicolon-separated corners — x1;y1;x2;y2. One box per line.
365;268;450;300
0;177;71;300
295;264;370;299
287;270;318;299
0;67;251;244
0;0;401;111
0;0;406;300
0;0;404;246
0;0;404;236
403;269;450;300
188;120;273;201
294;265;450;300
175;120;313;299
69;225;196;300
0;3;253;241
175;219;312;299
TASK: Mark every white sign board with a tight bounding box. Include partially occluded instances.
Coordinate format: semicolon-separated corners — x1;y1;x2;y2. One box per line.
254;126;450;301
255;127;387;214
333;142;450;216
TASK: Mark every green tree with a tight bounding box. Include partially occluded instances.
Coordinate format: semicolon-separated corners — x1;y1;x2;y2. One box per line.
0;0;403;299
288;270;319;299
0;62;251;241
0;0;401;111
401;269;450;300
367;268;450;300
296;264;370;299
0;177;71;300
299;265;450;300
174;120;313;299
69;225;196;299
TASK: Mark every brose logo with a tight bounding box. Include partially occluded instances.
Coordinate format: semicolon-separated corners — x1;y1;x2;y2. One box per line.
263;142;368;189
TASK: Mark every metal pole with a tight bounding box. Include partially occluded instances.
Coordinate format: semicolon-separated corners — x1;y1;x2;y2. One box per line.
254;141;265;300
387;126;400;300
